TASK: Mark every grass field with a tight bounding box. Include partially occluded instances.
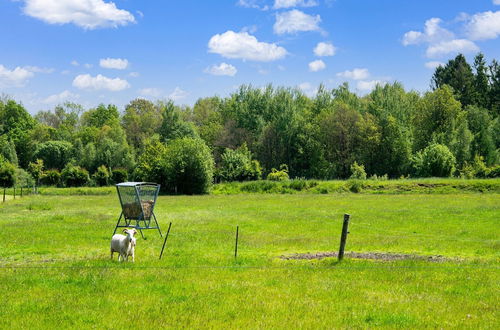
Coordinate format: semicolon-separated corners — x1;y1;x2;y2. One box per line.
0;186;499;328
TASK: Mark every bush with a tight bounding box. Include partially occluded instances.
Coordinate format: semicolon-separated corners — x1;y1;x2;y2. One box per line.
350;161;367;180
15;168;34;187
0;161;16;187
111;168;128;183
413;144;456;177
346;179;363;193
219;144;262;182
41;170;61;186
487;165;500;178
61;164;90;187
267;164;289;181
93;165;110;186
33;140;73;170
162;138;215;194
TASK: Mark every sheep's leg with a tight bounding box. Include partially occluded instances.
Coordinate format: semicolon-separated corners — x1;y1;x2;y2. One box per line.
131;250;135;263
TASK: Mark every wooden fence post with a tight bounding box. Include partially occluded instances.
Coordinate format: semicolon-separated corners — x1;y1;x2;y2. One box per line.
338;214;351;261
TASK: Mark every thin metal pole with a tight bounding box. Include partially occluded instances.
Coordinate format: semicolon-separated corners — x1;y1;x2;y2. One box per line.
338;214;351;261
234;225;239;258
159;222;172;260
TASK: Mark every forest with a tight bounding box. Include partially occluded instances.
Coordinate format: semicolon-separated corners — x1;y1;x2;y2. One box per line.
0;53;499;193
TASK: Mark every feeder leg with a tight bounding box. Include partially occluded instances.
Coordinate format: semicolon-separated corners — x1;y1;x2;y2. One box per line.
112;213;123;236
138;228;145;239
153;213;163;237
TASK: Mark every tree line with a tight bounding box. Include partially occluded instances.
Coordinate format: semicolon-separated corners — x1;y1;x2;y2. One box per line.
0;53;499;193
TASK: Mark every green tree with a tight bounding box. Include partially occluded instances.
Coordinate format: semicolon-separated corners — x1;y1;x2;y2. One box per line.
122;99;163;150
473;53;490;109
219;144;261;182
431;54;476;107
413;144;456;177
33;140;73;170
0;161;16;188
158;100;197;143
28;159;44;187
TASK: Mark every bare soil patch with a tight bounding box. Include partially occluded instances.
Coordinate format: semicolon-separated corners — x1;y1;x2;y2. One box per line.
281;251;455;262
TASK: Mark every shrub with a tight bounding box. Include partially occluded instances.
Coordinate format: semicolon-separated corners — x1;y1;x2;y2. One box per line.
61;164;90;187
350;161;367;180
0;161;16;187
93;165;110;186
162;138;215;194
15;168;34;187
33;140;73;170
346;179;363;193
219;144;261;182
413;144;456;177
487;165;500;178
41;170;61;186
267;164;289;181
111;168;128;183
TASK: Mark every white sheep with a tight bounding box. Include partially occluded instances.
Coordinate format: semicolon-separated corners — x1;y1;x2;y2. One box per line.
110;228;137;262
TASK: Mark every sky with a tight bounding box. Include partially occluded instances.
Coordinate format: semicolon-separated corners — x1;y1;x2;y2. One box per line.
0;0;499;114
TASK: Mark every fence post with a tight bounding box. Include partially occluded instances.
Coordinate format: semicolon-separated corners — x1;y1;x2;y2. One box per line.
338;214;351;261
159;222;172;260
21;187;23;198
234;226;239;259
2;187;5;202
13;187;16;200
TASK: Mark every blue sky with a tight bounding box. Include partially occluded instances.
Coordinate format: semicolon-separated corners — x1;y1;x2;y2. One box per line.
0;0;499;114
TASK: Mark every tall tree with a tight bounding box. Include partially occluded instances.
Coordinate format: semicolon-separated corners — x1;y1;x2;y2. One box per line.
431;54;476;107
473;53;490;109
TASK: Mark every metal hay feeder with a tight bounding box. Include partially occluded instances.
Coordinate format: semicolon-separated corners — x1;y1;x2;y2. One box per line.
113;182;162;239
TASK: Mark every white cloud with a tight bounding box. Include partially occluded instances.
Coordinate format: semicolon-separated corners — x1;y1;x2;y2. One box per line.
274;10;321;35
308;59;326;72
42;90;79;104
298;82;317;96
425;61;445;69
0;65;35;87
273;0;318;9
205;63;237;76
208;30;287;62
139;88;162;97
99;58;129;70
356;80;386;92
337;68;370;80
466;11;500;40
72;74;130;91
23;0;135;29
494;0;500;5
237;0;269;10
168;87;188;101
84;63;93;69
129;72;140;77
24;66;54;73
314;42;336;56
426;39;479;58
402;18;454;46
71;60;79;66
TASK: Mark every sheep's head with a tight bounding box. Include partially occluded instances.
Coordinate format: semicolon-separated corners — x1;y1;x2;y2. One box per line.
123;228;137;240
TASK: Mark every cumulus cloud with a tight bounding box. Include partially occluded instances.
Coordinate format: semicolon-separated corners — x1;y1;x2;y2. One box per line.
99;58;129;70
308;59;325;72
0;65;35;87
425;61;445;69
24;66;54;73
298;82;317;96
237;0;269;10
314;42;336;56
168;87;188;101
426;39;479;58
205;63;237;76
273;0;318;9
494;0;500;5
274;10;321;35
22;0;135;29
356;80;386;92
208;30;287;62
402;18;454;46
139;88;162;97
466;11;500;40
336;68;370;80
42;90;79;104
72;74;130;91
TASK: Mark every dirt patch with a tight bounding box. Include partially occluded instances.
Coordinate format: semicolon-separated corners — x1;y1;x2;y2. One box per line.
281;251;454;262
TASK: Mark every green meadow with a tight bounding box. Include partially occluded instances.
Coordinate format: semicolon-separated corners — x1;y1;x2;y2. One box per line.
0;183;499;328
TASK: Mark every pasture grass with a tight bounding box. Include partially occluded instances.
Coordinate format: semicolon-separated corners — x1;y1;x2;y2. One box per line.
0;190;498;328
